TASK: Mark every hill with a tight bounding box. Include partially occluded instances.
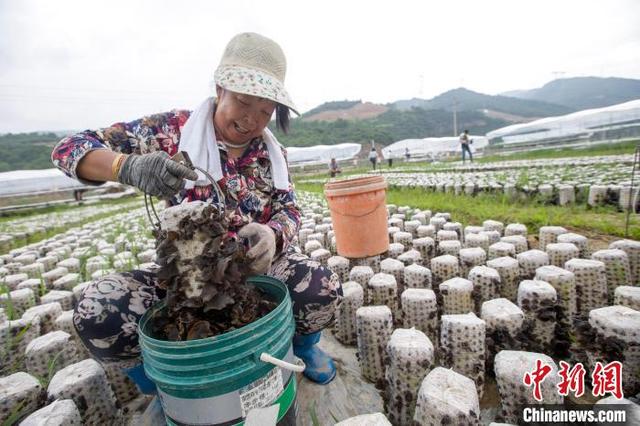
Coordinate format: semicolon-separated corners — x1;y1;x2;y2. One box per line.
0;132;60;172
289;86;575;148
302;102;389;122
6;76;638;172
273;107;508;147
393;88;574;118
302;100;361;117
502;76;640;110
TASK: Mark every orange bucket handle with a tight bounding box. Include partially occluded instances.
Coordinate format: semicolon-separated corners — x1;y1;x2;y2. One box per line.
327;198;386;218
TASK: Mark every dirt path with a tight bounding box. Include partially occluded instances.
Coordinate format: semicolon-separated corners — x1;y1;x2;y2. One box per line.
526;226;623;253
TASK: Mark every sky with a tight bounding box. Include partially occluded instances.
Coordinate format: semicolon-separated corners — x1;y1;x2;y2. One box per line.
1;0;639;133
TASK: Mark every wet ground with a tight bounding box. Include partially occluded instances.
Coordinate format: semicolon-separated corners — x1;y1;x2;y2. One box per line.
125;328;625;425
296;330;384;425
297;330;501;425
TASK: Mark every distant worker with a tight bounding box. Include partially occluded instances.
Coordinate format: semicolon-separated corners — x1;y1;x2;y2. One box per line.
73;188;86;201
405;147;411;162
329;157;341;177
369;147;378;170
459;129;473;164
387;150;393;168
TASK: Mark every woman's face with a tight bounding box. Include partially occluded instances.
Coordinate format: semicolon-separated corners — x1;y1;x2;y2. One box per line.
214;87;276;145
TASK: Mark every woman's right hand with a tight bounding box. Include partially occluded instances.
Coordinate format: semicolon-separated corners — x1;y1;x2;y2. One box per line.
117;151;198;198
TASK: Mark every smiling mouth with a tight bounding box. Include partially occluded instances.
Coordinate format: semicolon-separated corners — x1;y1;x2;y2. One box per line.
234;122;250;134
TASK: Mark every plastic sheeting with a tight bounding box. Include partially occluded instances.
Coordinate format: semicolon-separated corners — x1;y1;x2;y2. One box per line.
287;143;361;166
381;136;488;159
0;168;89;197
486;99;640;146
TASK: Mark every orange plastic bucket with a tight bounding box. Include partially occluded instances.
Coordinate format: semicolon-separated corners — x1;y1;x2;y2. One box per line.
324;175;389;258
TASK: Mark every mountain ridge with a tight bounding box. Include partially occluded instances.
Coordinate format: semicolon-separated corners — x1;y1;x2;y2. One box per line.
3;76;639;171
393;87;574;117
499;76;640;110
302;76;640;123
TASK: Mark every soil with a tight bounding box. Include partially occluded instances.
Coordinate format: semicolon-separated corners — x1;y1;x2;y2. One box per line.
527;227;620;252
564;226;620;251
482;109;539;123
302;102;388;122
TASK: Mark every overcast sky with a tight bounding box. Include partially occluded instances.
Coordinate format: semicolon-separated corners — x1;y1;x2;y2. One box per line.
1;0;639;133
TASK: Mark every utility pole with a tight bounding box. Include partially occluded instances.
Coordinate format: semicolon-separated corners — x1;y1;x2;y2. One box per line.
453;96;458;136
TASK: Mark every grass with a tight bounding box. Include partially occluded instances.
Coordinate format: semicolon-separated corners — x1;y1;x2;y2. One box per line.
293;163;379;181
308;402;321;426
478;139;639;163
1;321;32;377
32;349;65;388
0;195;139;222
295;182;640;240
292;139;639;181
2;400;27;426
307;401;339;425
0;283;16;320
0;197;144;255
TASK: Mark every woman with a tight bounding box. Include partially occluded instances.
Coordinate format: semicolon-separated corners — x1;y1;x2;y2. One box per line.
329;157;341;178
52;32;342;387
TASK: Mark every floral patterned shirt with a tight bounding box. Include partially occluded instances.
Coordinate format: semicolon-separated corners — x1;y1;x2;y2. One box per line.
51;109;301;253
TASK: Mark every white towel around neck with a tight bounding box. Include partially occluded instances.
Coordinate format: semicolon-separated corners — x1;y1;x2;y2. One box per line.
179;97;290;190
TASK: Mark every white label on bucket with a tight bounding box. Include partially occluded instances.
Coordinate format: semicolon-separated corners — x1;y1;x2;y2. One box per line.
245;404;280;426
239;367;284;417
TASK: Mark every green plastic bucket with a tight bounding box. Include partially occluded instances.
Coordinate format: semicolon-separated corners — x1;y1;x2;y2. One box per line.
139;275;299;425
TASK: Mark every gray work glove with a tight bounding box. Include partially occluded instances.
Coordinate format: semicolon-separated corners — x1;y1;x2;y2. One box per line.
238;223;277;275
118;151;198;198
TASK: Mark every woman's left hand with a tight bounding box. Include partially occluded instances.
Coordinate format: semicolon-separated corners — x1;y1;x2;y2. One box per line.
238;223;276;275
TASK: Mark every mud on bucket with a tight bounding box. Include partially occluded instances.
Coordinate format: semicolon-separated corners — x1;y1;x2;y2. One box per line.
139;275;300;426
324;175;389;258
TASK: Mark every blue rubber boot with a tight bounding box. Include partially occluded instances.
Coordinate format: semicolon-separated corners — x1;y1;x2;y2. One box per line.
123;363;157;395
292;332;336;385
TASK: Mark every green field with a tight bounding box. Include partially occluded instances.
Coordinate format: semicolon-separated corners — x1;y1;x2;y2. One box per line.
3;136;638;247
479;139;639;163
0;197;147;252
296;182;639;241
0;196;138;223
293;139;639;181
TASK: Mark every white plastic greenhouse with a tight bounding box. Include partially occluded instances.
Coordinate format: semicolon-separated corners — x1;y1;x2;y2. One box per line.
486;99;640;147
287;143;361;166
381;136;489;160
0;169;91;197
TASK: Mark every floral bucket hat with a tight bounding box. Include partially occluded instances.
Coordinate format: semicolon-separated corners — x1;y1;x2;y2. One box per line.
214;32;299;115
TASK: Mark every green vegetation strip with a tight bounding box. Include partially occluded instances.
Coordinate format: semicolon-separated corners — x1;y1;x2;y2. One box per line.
0;196;138;223
1;197;146;253
293;139;639;181
296;182;640;240
479;139;639;163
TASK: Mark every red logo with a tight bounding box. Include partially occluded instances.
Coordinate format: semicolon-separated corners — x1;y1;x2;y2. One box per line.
557;361;586;397
591;361;623;399
523;359;553;402
524;360;624;401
